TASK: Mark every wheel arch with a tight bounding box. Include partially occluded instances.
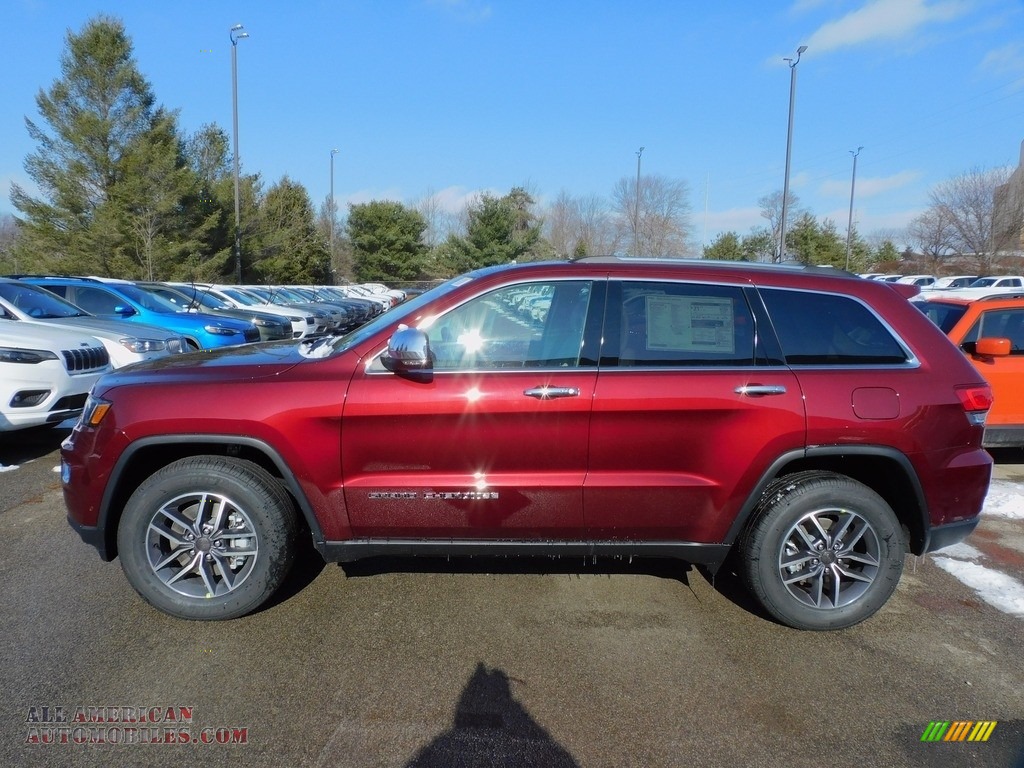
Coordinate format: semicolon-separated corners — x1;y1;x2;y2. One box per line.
96;436;325;561
724;446;929;558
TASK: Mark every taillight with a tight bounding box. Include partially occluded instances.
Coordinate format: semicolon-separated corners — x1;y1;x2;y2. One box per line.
955;384;993;426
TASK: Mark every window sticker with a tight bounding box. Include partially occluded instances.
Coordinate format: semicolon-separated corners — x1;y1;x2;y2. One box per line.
645;295;735;354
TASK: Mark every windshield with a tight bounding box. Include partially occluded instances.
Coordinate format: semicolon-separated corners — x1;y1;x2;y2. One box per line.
969;278;997;287
113;283;185;313
162;285;229;310
0;282;88;319
219;287;261;306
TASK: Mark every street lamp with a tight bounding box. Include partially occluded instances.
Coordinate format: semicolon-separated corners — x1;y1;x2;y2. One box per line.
779;44;807;263
230;23;249;284
330;149;339;263
845;146;863;271
634;146;644;257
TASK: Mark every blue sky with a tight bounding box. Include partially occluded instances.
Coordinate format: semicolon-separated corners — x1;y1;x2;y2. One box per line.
2;0;1023;247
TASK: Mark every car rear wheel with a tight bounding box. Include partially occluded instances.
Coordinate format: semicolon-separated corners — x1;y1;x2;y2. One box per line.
117;456;297;620
741;471;905;631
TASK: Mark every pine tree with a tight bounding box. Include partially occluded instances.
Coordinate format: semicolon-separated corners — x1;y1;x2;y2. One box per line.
251;177;331;284
11;16;157;274
347;201;427;283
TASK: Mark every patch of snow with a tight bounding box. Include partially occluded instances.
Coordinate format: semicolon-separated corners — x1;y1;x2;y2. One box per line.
0;463;17;473
936;542;984;561
932;557;1024;616
982;479;1024;519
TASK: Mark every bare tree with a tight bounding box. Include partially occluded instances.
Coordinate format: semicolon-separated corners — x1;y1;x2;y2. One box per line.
542;191;620;258
612;174;692;257
759;190;803;262
0;214;19;273
906;208;957;272
415;188;461;249
929;166;1012;273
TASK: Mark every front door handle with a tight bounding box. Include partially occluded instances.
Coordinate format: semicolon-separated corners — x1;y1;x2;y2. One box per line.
524;386;580;400
735;384;788;397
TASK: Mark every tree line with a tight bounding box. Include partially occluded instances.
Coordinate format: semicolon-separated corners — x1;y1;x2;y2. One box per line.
5;16;1019;286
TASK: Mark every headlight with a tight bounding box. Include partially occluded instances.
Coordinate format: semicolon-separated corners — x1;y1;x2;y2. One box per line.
119;338;167;353
0;347;59;364
204;325;241;336
80;394;112;427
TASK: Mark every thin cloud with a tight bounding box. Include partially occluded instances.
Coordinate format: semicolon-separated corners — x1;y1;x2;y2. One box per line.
418;185;497;214
805;0;970;54
424;0;493;23
703;207;765;237
981;42;1024;77
819;170;921;198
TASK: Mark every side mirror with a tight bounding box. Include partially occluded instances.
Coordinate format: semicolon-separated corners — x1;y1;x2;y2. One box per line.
974;337;1010;358
113;304;137;317
381;325;433;375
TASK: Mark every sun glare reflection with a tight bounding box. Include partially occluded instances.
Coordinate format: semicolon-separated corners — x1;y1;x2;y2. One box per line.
457;328;484;353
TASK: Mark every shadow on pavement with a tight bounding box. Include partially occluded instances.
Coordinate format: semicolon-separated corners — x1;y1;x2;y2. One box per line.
0;424;71;466
405;662;580;768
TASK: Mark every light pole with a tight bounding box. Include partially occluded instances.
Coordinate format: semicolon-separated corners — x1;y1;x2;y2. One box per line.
634;146;644;257
330;148;339;264
779;44;807;263
230;23;249;284
845;146;863;271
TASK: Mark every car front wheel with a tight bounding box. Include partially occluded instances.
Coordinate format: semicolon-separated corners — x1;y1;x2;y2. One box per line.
117;456;297;620
741;471;905;631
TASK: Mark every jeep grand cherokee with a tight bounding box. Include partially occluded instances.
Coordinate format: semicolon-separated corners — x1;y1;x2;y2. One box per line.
61;258;994;630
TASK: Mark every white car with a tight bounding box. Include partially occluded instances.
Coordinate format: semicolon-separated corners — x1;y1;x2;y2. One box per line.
361;282;407;304
920;275;980;290
895;274;936;287
0;322;111;431
0;279;185;368
939;275;1024;300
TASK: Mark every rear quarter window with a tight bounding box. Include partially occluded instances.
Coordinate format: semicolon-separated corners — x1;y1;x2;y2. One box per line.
761;288;908;365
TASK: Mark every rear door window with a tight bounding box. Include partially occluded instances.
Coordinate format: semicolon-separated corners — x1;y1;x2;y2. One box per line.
603;281;755;367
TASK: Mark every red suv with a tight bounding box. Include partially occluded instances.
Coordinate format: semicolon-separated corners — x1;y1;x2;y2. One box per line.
61;259;993;630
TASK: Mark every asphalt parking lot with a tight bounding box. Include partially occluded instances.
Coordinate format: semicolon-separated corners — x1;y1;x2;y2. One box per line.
0;429;1021;768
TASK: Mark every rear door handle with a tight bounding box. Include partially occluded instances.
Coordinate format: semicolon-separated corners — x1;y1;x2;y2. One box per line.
524;386;580;400
735;384;788;397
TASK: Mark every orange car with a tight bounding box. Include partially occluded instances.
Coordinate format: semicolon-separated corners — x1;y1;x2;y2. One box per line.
916;293;1024;447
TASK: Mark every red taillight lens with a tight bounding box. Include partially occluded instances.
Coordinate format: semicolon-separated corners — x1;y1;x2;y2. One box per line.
955;384;993;425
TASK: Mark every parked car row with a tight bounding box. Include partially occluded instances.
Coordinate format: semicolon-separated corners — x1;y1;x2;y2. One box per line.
860;272;1024;296
0;274;404;431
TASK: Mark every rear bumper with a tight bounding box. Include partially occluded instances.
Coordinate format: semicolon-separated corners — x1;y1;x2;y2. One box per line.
924;517;980;554
982;425;1024;448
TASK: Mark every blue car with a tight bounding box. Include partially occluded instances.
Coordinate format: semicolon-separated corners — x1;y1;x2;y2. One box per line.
20;276;260;350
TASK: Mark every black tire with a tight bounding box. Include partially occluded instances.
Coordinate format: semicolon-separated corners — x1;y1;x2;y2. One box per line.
740;471;905;631
117;456;297;620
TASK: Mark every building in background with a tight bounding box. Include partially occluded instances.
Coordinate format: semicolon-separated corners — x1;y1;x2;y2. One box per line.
994;139;1024;254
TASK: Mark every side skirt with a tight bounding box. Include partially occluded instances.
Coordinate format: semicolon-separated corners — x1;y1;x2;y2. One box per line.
317;539;731;572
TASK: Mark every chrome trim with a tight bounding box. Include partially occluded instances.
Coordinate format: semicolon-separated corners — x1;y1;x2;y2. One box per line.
523;386;580;399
